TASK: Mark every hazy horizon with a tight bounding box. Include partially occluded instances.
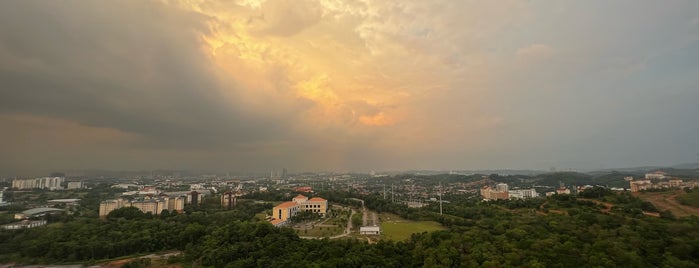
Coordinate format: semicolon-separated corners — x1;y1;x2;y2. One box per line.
1;1;698;176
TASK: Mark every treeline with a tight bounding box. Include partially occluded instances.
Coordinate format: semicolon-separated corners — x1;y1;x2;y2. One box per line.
318;190;438;221
2;190;699;266
0;200;270;263
181;209;699;267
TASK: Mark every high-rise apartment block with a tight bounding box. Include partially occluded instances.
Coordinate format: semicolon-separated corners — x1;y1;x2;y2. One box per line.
12;177;65;190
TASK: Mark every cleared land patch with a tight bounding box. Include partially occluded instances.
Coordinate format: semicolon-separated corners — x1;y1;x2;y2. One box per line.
636;190;699;217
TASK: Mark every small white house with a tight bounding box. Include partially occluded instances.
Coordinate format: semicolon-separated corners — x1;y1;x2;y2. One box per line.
360;226;381;235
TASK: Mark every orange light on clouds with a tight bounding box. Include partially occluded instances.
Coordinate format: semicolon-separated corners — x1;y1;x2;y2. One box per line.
359;112;395;126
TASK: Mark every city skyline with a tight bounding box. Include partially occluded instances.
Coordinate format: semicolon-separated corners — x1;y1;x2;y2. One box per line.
1;1;698;175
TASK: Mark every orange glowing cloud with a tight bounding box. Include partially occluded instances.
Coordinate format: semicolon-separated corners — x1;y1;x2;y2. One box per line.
359;112;395;126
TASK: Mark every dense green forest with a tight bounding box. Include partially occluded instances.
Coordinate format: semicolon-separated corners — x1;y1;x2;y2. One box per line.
1;191;699;267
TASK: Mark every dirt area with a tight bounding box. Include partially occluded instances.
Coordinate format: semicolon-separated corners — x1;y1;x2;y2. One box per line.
578;198;614;213
635;190;699;217
99;251;181;268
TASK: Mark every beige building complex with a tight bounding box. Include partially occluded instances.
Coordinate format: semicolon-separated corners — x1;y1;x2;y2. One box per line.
270;194;328;226
99;194;186;217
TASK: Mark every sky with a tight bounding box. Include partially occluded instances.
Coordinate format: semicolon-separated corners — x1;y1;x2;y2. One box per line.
1;0;698;175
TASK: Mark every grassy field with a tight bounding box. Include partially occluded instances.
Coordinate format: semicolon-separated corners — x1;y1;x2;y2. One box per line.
636;190;699;217
254;212;268;221
676;190;699;208
379;213;445;241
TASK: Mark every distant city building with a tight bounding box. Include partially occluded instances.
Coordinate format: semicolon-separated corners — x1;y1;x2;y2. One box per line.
190;183;206;191
98;199;126;217
270;194;328;226
188;191;202;206
98;195;186;217
480;186;509;200
405;201;427;208
645;171;667;180
66;181;84;189
508;188;538;199
496;183;509;192
47;199;81;207
481;183;537;200
167;195;186;211
294;186;313;193
669;179;683;188
545;186;572;197
629;177;698;192
576;185;594;192
556;186;571;195
111;183;138;189
12;177;65;190
130;199;160;215
221;191;237;209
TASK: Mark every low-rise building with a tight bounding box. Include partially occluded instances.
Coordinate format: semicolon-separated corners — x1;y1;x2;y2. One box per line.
630;178;699;192
272;201;300;222
14;208;64;220
360;226;381;235
2;220;47;230
47;199;81;207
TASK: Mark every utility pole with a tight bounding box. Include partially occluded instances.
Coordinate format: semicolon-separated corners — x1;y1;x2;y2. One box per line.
391;184;395;203
439;182;443;216
383;184;386;200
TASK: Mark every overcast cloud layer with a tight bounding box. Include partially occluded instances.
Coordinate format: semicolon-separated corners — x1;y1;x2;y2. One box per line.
1;0;698;175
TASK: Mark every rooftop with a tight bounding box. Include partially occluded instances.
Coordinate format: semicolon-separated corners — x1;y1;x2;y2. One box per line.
275;201;298;209
47;199;81;203
308;197;326;202
360;226;381;231
270;219;285;226
20;207;64;216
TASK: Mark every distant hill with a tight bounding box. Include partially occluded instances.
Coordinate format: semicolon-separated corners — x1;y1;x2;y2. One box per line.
650;168;699;178
533;172;592;186
671;162;699;170
524;171;632;188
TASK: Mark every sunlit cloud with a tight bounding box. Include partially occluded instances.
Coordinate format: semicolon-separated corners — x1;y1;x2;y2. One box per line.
0;0;697;174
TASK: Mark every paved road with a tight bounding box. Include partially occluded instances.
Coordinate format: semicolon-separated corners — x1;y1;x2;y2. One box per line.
302;207;355;240
300;201;366;240
362;206;368;226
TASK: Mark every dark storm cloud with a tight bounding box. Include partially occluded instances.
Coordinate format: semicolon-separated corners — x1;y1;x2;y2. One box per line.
0;1;277;150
